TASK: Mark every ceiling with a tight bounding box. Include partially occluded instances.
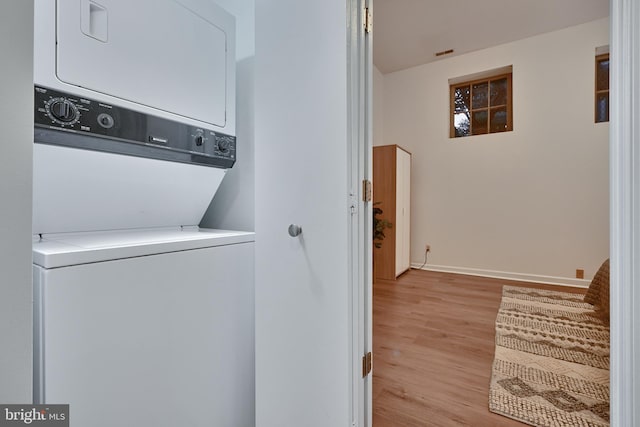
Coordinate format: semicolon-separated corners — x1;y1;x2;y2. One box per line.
373;0;609;74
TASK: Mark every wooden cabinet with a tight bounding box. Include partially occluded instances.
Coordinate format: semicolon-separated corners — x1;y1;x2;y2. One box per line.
373;145;411;280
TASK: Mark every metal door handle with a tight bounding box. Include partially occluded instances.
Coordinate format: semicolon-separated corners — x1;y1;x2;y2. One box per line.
288;224;302;237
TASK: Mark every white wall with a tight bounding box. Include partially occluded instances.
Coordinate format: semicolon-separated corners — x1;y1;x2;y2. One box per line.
201;0;255;231
0;0;34;402
373;65;385;147
381;18;610;285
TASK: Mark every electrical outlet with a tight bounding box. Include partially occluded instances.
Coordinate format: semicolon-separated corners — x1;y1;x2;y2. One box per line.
576;269;584;279
425;244;431;253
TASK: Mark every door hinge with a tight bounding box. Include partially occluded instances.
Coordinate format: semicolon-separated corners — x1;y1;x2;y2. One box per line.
362;179;372;202
364;7;372;34
362;351;372;377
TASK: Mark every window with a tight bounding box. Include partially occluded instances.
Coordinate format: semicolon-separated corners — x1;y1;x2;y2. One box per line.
450;72;512;138
595;53;609;123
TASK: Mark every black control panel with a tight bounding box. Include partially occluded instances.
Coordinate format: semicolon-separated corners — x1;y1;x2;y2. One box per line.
34;86;236;169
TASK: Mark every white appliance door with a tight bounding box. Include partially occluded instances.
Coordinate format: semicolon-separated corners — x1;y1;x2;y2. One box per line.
34;242;255;427
56;0;228;127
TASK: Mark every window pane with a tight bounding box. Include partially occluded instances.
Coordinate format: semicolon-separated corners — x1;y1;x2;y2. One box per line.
596;93;609;123
454;85;470;113
454;112;470;137
490;78;508;106
472;82;489;109
449;71;513;138
472;110;488;134
490;107;508;133
597;59;609;91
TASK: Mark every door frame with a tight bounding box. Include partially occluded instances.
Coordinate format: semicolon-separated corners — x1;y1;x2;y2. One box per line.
347;0;373;425
610;0;640;424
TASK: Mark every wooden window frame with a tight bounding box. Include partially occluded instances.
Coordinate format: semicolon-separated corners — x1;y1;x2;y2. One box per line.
595;53;610;123
449;72;513;138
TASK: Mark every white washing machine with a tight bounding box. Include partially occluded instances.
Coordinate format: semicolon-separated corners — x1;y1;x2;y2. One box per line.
33;228;255;427
32;1;254;425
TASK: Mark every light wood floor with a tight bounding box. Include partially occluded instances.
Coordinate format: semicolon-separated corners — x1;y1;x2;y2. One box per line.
372;269;586;427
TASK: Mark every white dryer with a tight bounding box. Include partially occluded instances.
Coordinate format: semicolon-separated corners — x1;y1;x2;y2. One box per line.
33;0;236;235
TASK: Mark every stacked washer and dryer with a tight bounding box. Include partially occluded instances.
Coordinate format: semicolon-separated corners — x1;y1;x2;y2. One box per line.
31;1;254;426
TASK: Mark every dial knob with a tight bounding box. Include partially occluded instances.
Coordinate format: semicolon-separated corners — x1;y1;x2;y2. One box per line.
49;99;78;123
216;137;231;153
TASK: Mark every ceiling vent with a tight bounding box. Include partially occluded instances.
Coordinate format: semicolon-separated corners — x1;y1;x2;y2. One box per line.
435;49;454;57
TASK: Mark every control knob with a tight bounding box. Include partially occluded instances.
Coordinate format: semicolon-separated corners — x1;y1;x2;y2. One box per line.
216;137;231;153
48;99;79;124
194;131;204;147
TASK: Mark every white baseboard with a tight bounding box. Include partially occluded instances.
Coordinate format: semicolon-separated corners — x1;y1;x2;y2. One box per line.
410;263;590;288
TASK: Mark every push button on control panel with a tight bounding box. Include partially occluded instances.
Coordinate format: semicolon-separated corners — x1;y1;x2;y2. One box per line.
97;113;115;129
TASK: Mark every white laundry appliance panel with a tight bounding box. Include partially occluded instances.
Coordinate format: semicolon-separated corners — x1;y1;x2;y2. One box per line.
32;79;237;234
34;0;236;134
32;144;227;234
33;228;255;427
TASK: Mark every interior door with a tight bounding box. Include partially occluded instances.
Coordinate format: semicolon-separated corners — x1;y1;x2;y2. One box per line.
255;0;371;426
